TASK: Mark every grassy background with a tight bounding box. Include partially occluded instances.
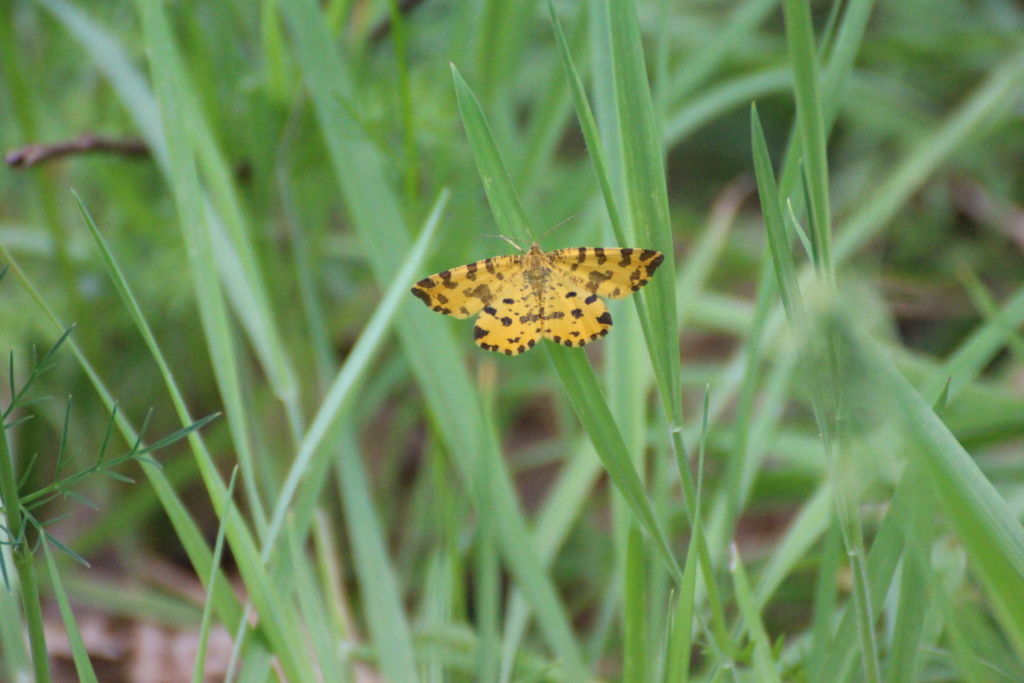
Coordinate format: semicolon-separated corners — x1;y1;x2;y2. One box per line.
2;0;1024;680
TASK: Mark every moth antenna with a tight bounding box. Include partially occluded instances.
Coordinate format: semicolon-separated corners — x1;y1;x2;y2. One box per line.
479;234;528;253
538;212;582;243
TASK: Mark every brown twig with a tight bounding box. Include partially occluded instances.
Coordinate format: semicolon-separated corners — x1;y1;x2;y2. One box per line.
5;133;149;169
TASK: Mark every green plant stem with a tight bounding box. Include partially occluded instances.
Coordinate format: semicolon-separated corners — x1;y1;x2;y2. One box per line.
0;424;49;682
0;5;76;303
387;0;419;216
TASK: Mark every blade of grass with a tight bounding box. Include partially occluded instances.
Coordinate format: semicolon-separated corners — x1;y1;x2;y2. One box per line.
834;48;1024;261
286;515;348;683
752;101;880;681
751;105;805;331
622;523;647;682
783;0;832;282
43;542;98;683
498;436;604;682
275;0;587;673
664;387;710;682
833;315;1024;660
547;0;658;378
664;68;791;148
261;189;448;557
40;0;303;518
552;2;737;655
885;461;933;683
452;63;680;581
607;0;681;428
475;375;502;683
0;242;260;655
192;467;239;683
333;424;420;682
0;398;48;681
813;456;935;680
663;519;700;683
806;519;843;680
0;560;30;682
730;544;783;683
664;0;778;106
119;1;315;676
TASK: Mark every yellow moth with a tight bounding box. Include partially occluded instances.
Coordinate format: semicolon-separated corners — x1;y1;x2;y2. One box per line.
411;236;664;355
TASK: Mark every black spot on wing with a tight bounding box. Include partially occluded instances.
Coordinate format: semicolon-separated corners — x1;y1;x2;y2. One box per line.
439;271;458;289
586;269;613;292
411;287;432;306
641;250;664;275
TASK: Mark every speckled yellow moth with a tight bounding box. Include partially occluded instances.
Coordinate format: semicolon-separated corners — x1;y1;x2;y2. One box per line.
411;237;663;355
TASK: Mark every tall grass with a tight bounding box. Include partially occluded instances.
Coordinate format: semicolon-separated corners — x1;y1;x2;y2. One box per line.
1;0;1024;680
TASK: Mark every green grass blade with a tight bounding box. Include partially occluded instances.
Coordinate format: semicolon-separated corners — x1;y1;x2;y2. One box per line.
663;0;778;106
451;65;535;239
751;105;805;331
730;544;783;683
753;96;880;680
835;49;1024;261
498;438;604;682
261;189;448;556
834;317;1024;660
783;0;832;280
452;63;680;580
43;542;98;683
548;348;680;579
607;0;681;428
276;0;586;674
334;425;419;682
286;516;348;683
885;462;932;683
41;0;301;469
547;0;626;246
815;465;929;680
0;241;256;650
192;467;239;683
0;563;30;681
664;388;711;683
622;523;647;682
664;521;699;683
128;1;316;678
